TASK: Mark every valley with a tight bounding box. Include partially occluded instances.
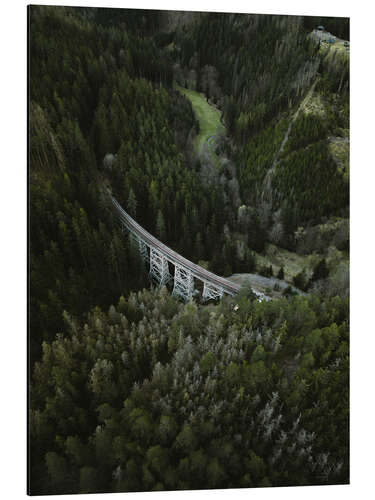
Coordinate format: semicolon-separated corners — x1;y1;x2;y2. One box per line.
28;7;349;495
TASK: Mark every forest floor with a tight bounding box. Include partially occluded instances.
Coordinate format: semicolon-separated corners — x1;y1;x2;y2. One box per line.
175;83;225;152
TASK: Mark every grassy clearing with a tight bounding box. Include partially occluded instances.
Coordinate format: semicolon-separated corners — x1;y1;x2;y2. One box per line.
175;83;224;151
320;39;350;57
253;239;348;285
254;243;320;282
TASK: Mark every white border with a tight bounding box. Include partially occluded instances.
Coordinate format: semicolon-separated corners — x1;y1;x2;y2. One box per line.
1;0;375;499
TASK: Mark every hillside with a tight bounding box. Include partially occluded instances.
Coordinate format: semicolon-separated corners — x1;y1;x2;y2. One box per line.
28;6;349;495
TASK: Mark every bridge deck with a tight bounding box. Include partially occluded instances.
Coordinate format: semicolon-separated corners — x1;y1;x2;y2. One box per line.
110;195;241;296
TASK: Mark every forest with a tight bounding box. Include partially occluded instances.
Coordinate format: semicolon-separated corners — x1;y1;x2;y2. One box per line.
28;6;349;495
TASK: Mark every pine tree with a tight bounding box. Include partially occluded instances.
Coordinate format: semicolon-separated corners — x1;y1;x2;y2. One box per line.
312;258;329;281
127;188;137;218
277;266;285;280
156;209;166;241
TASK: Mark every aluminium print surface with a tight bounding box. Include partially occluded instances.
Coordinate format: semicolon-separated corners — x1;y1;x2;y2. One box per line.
28;4;349;495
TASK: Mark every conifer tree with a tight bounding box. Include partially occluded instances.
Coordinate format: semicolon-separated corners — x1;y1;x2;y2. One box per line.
127;188;137;218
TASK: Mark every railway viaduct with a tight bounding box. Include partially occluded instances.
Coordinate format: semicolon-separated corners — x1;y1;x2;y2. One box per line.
109;193;265;302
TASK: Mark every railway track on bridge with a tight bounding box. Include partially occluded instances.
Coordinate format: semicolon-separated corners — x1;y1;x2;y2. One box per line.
108;193;251;300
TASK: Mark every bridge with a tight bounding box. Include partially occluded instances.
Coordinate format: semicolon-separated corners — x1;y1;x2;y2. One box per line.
109;193;262;302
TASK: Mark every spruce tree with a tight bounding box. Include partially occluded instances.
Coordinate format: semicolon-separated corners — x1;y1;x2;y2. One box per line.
127;188;137;218
277;266;285;280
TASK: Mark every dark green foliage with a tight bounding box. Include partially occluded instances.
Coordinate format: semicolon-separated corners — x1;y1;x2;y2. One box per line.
293;269;309;291
317;53;349;113
29;5;240;363
30;289;349;494
312;259;329;281
283;285;296;297
28;6;349;495
173;12;349;243
281;113;328;155
176;14;317;139
272;141;348;228
259;265;273;278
